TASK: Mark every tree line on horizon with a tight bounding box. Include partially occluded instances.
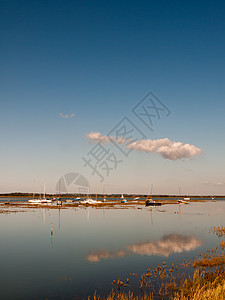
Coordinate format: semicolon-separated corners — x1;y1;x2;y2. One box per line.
0;192;223;198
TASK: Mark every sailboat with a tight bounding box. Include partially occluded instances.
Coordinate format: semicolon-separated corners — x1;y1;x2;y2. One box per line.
28;184;51;204
184;191;190;201
56;179;63;205
102;184;107;202
120;194;127;203
177;187;184;203
146;184;161;206
177;187;188;204
79;187;102;205
28;181;39;204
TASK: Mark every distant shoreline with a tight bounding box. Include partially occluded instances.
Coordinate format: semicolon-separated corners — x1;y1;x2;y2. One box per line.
0;193;223;198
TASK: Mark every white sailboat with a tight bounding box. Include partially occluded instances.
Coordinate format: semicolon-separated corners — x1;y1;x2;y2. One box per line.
79;187;102;205
121;194;127;203
102;184;107;202
28;184;51;204
28;180;39;204
184;191;190;201
57;179;62;205
177;187;184;203
178;187;188;204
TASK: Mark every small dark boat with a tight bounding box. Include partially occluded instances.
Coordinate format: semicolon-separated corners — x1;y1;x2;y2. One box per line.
146;199;161;206
145;185;162;206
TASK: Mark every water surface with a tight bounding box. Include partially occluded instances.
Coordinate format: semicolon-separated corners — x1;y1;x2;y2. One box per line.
0;200;224;299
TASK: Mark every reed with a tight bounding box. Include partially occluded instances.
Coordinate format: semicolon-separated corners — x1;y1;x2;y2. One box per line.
93;291;153;300
173;270;225;299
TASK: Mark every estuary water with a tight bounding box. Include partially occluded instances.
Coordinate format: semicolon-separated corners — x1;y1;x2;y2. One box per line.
0;200;225;299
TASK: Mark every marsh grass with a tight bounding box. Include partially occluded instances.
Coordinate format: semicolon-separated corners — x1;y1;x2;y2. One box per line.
173;270;225;299
92;291;153;300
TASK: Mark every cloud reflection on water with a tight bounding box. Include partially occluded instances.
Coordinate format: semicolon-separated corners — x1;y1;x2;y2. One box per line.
87;249;126;262
86;234;202;262
127;234;202;257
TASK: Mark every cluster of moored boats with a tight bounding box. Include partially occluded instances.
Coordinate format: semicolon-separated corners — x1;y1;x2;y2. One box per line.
27;195;162;206
28;197;106;205
26;184;216;207
27;194;192;206
27;195;127;205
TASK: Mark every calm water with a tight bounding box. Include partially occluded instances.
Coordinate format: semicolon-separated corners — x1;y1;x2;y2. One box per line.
0;200;225;299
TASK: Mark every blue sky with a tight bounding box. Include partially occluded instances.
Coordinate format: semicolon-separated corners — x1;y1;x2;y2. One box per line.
1;0;225;195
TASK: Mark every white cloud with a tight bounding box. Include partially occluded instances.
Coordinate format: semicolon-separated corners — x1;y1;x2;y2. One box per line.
202;181;225;187
86;132;111;144
127;139;202;160
86;132;203;160
86;132;133;145
215;182;225;186
58;113;75;119
202;181;211;185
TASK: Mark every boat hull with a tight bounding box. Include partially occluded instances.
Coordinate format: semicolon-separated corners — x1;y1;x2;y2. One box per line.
146;201;161;206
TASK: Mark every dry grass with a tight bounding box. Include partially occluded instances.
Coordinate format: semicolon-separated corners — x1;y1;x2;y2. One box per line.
212;226;225;238
193;255;225;268
173;270;225;300
92;291;153;300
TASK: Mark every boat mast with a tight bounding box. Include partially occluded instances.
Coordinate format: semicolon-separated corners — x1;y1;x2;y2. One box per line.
147;184;152;200
33;180;35;199
44;183;46;199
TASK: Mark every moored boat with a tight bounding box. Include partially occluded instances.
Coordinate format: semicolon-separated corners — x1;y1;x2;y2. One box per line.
79;198;103;205
28;198;52;204
145;184;161;206
120;194;127;203
178;199;188;204
28;184;51;204
146;199;161;206
121;199;127;203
